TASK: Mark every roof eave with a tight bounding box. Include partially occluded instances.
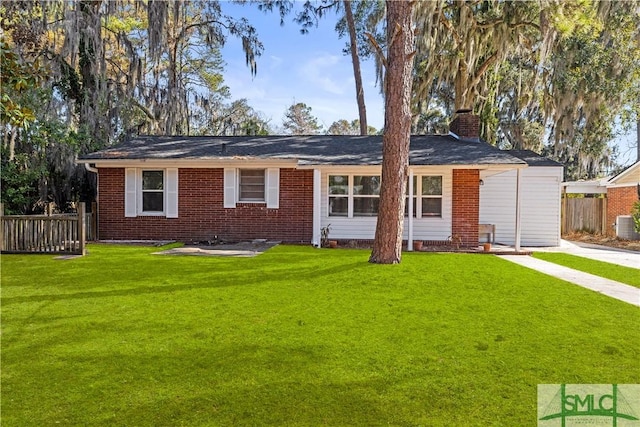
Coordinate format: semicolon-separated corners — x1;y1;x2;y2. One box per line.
76;157;299;167
608;161;640;184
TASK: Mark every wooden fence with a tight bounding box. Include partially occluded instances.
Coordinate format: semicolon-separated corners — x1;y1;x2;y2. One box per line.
0;202;90;255
562;197;606;234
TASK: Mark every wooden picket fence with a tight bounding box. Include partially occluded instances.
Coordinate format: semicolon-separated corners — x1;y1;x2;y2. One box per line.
0;202;91;255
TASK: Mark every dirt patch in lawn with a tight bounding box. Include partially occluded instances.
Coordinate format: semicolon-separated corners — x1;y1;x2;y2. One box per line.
154;240;280;257
563;232;640;252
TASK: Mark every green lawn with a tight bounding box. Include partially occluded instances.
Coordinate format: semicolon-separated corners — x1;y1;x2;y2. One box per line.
2;244;639;426
533;252;640;288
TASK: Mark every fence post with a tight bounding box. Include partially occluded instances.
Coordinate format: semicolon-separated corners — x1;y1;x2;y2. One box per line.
602;197;608;235
561;187;567;235
91;201;98;241
78;202;86;256
0;203;4;252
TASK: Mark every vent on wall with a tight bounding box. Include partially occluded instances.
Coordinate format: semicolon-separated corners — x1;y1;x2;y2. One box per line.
616;216;640;241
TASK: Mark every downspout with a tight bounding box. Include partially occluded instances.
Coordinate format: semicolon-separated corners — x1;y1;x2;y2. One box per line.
312;169;322;247
515;168;522;251
407;169;414;251
84;163;99;241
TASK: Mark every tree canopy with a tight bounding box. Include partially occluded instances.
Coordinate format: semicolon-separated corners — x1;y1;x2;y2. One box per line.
0;0;266;213
282;102;323;135
2;0;638;215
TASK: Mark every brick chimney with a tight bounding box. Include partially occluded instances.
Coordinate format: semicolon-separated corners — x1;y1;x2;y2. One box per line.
449;109;480;141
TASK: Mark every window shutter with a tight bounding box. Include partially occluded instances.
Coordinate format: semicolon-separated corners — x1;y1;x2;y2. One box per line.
224;168;236;208
166;168;179;218
266;168;280;209
125;168;137;217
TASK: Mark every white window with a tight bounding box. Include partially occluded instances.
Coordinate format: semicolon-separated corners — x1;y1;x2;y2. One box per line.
353;175;380;217
239;169;266;202
328;174;381;217
328;175;348;216
405;175;443;218
224;167;279;208
405;175;417;217
421;176;442;217
124;168;178;218
141;170;164;213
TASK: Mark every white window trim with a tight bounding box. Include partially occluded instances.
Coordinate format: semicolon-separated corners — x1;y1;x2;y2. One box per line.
417;175;443;218
224;167;279;209
328;174;382;218
238;169;266;203
328;174;444;219
328;175;351;218
138;169;166;216
124;168;179;218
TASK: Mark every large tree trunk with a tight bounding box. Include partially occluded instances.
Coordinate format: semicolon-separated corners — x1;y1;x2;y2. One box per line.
343;0;368;135
369;0;415;264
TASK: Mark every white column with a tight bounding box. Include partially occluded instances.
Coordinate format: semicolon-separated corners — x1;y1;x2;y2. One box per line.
408;169;414;251
515;168;522;251
312;169;322;247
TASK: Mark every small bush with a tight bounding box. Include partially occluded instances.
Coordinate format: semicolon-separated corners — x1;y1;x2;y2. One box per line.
632;201;640;233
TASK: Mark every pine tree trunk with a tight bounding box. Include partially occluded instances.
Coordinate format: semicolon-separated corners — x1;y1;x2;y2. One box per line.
343;0;368;135
369;0;415;264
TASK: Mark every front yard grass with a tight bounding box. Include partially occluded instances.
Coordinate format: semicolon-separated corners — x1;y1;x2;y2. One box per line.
2;244;639;426
533;252;640;288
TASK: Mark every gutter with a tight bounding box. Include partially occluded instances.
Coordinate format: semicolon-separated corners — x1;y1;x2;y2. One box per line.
84;163;98;173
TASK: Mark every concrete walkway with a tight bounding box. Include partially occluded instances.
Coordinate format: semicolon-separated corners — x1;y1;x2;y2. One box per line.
499;240;639;307
529;239;640;269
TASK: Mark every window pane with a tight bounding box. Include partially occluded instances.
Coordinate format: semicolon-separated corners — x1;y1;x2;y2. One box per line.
422;198;442;216
354;176;380;195
142;171;163;190
329;175;348;195
404;196;417;217
142;192;163;212
329;197;348;216
422;176;442;196
240;188;265;200
240;169;265;201
353;197;379;216
405;175;418;196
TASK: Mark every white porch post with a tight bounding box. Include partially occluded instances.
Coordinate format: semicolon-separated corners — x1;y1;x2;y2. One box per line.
407;169;414;251
312;169;322;247
515;168;522;251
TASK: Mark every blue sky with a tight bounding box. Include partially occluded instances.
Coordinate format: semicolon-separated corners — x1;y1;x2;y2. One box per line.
219;2;385;132
218;2;638;166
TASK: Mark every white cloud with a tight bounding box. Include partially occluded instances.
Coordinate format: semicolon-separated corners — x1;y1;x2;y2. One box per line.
298;53;352;95
269;55;283;70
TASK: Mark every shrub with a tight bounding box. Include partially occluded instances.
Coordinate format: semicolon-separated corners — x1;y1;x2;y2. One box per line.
632;201;640;233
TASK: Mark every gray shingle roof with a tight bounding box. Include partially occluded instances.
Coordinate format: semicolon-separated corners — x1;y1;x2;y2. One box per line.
507;150;563;167
79;135;528;166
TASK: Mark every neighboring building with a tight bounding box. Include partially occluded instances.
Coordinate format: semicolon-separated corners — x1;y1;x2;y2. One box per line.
78;113;563;248
562;161;640;238
605;162;640;237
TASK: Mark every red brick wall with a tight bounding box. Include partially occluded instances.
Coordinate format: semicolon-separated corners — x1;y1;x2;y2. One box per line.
452;169;479;246
606;186;639;236
97;168;314;242
449;113;480;139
